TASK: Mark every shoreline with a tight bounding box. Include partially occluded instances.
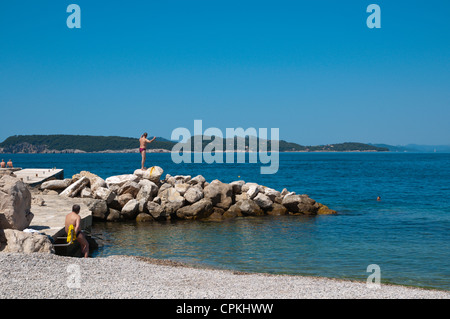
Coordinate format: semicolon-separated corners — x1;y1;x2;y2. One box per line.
0;149;391;154
0;252;448;299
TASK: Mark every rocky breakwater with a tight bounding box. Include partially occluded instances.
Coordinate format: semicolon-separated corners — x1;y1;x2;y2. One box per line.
0;173;54;254
41;166;337;223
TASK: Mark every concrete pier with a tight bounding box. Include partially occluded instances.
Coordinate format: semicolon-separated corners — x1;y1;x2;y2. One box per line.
14;168;64;187
28;194;92;240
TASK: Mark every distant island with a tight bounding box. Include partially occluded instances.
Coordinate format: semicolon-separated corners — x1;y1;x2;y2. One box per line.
0;134;391;153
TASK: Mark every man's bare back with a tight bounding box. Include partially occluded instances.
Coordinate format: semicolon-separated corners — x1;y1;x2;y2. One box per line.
65;205;89;258
65;212;81;235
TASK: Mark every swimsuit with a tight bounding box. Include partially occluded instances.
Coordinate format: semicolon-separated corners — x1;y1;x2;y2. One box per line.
139;148;146;153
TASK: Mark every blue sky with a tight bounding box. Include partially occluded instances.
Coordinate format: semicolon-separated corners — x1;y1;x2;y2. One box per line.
0;0;449;145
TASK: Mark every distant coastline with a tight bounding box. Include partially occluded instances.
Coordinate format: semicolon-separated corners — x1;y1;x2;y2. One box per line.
0;134;390;154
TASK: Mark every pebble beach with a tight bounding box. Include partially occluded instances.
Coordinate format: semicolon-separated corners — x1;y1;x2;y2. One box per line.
0;253;448;299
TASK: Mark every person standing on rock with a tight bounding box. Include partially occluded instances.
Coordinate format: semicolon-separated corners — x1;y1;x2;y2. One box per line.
65;204;89;258
139;133;156;170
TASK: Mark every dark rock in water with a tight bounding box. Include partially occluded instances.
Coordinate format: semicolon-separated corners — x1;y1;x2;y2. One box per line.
136;213;154;222
317;203;337;215
206;207;226;221
266;203;287;216
106;208;121;221
282;194;318;215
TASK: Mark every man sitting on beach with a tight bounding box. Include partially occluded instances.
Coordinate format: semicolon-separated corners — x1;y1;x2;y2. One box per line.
139;132;156;170
0;159;5;168
65;204;89;258
6;159;13;168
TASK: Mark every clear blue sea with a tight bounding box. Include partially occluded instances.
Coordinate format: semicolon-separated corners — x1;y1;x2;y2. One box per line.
7;152;450;290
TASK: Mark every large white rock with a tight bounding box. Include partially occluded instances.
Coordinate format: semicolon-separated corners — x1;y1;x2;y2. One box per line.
60;176;89;198
133;166;164;183
105;174;139;188
40;179;72;191
189;175;206;187
136;179;159;202
246;185;259;200
94;187;115;204
0;229;54;253
73;171;106;191
174;183;190;196
0;175;33;230
121;199;139;219
184;186;203;204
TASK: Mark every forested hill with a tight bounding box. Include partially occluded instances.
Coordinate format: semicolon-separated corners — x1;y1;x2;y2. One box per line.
0;135;174;153
0;135;389;153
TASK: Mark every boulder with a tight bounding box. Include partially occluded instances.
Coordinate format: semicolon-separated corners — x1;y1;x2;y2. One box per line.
266;203;287;216
317;203;337;215
94;187;115;205
174;183;190;196
137;179;158;197
157;183;172;196
223;206;241;219
0;175;33;230
80;188;93;198
40;179;72;191
165;174;176;186
174;175;191;184
161;201;184;217
136;213;154;222
242;182;264;193
73;171;106;191
60;176;89;198
253;193;273;210
233;199;264;216
189;175;206;187
176;199;213;220
137;198;148;214
0;229;54;254
203;180;233;210
160;187;185;206
246;185;259;200
117;193;134;208
82;198;108;220
117;181;140;197
230;180;245;194
282;194;318;215
121;199;139;219
105;174;139;189
106;208;121;221
206;207;225;221
134;166;164;183
235;193;248;202
184;186;203;204
146;202;165;220
264;187;281;201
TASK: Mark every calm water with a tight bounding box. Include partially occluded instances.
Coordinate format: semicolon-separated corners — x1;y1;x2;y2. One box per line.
8;152;450;290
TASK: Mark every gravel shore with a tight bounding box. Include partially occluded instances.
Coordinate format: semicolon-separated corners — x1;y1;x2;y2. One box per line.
0;253;448;299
